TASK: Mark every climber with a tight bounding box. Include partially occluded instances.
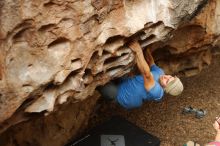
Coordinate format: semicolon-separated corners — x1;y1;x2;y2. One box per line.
97;40;183;109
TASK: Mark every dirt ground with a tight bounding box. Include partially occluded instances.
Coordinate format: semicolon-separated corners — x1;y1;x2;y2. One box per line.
88;54;220;146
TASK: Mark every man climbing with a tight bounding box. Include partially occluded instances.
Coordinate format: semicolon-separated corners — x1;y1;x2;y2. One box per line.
98;40;183;109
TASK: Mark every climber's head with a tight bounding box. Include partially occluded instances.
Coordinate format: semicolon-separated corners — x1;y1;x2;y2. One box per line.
159;75;183;96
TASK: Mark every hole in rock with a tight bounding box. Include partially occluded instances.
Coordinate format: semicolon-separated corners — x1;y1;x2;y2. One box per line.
44;1;56;7
84;69;92;76
71;58;81;64
149;21;163;28
105;35;123;44
9;58;14;62
43;82;57;91
102;50;110;55
104;53;127;65
28;64;33;67
183;67;199;72
106;65;125;72
13;29;27;42
38;24;55;31
90;51;99;61
140;34;156;43
68;68;82;78
48;38;70;49
62;68;82;85
82;69;94;86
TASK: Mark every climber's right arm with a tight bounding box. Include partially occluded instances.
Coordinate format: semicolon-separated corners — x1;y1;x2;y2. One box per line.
128;40;155;91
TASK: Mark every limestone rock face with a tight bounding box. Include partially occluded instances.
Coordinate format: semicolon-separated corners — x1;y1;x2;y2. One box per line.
0;0;220;145
155;0;220;76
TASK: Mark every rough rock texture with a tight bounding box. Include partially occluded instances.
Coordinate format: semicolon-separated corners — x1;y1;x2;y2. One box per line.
0;0;220;145
0;92;100;146
154;0;220;76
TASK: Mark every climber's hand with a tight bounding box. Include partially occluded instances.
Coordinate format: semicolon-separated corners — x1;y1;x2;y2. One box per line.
145;48;155;67
128;40;142;54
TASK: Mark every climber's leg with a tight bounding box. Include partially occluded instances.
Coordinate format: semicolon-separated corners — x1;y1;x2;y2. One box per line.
97;81;118;101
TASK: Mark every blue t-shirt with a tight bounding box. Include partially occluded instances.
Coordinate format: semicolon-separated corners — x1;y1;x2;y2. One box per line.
116;65;165;109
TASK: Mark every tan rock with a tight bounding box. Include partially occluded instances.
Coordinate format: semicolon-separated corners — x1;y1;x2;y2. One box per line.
0;0;220;145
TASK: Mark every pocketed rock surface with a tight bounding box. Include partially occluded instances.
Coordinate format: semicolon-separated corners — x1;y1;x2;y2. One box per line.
1;1;220;145
89;53;220;146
